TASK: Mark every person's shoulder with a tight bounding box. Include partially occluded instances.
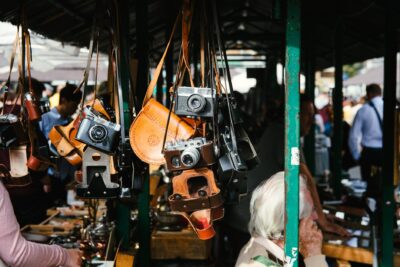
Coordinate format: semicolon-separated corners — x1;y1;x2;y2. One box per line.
354;103;371;117
41;107;59;119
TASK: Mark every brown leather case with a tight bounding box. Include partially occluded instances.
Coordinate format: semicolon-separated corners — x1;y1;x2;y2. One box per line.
129;98;195;165
49;124;83;166
168;168;223;212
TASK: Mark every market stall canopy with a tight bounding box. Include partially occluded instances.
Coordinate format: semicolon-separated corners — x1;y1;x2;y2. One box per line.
0;0;399;70
343;57;400;86
0;22;108;82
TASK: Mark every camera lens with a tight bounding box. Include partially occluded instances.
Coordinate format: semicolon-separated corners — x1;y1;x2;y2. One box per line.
89;125;108;143
187;94;206;113
180;147;200;168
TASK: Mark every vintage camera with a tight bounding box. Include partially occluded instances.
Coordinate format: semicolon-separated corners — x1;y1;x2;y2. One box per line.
0;114;27;148
217;126;248;183
164;137;216;171
218;95;243;125
174;86;216;118
24;92;41;122
236;125;259;170
75;107;121;154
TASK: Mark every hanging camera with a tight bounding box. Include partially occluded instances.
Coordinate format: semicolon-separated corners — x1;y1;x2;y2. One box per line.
218;95;243;125
0;114;27;148
164;137;216;172
217;126;248;181
174;86;216;118
75;107;120;154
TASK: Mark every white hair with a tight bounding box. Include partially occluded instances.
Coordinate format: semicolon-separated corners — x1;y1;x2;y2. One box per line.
248;171;312;239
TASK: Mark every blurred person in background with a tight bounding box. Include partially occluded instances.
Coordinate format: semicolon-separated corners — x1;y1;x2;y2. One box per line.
39;83;82;204
348;83;383;198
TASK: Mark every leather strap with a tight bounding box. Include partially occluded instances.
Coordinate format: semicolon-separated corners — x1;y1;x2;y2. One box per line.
1;29;19;100
200;15;205;88
369;101;383;131
181;0;194;88
76;15;97;110
143;13;181;107
24;30;34;95
169;191;223;212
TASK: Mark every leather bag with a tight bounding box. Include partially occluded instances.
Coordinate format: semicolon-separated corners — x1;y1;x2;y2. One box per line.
49;117;84;166
130;98;194;165
129;13;195;165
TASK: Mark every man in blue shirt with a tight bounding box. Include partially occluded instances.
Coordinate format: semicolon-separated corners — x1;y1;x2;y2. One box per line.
348;84;383;198
39;84;82;202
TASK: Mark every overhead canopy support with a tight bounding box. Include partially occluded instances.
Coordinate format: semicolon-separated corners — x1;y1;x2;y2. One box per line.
136;0;150;266
381;0;396;266
332;14;343;198
303;2;316;175
284;0;301;265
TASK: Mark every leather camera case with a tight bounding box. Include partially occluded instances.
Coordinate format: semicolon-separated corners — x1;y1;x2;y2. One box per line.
129;98;195;165
168;168;224;240
168;168;223;212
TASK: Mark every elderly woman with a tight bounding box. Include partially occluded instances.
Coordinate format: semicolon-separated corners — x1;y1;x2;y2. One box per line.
235;171;328;267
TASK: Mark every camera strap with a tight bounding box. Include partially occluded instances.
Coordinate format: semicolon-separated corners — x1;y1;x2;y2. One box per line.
211;0;240;155
76;15;97;112
0;29;19;115
142;13;181;107
24;35;32;95
91;35;100;109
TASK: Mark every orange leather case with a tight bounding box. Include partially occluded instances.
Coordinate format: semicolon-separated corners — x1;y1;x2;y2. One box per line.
129;98;195;165
49;125;82;166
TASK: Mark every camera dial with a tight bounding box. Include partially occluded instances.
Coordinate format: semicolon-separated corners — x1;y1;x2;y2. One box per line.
180;147;200;168
89;125;108;143
187;94;206;113
171;156;181;168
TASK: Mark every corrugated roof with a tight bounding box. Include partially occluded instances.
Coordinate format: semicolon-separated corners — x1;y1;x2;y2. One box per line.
0;0;399;70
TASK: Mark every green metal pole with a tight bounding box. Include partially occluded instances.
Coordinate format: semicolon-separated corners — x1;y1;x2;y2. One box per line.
116;0;132;251
303;10;315;175
332;21;343;199
136;0;150;265
381;0;396;266
284;0;301;265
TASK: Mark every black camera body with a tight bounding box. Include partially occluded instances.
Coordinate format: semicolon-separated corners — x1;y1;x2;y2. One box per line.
174;86;216;118
75;107;120;154
164;137;216;172
0;114;27;148
217;126;248;182
218;95;243;125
